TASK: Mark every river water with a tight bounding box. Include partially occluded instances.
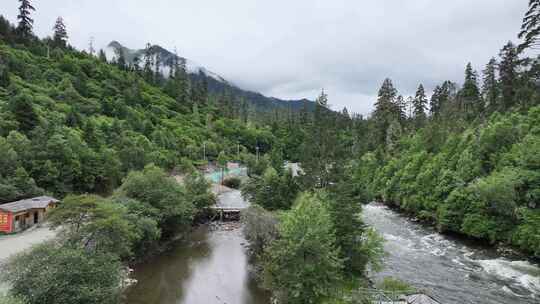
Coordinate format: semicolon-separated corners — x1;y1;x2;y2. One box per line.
362;203;540;304
123;192;539;304
123;225;271;304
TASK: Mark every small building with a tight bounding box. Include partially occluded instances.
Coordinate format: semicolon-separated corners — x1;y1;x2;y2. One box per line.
0;196;59;234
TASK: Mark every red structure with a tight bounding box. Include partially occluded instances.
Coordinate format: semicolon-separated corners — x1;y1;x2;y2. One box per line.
0;211;13;233
0;196;58;234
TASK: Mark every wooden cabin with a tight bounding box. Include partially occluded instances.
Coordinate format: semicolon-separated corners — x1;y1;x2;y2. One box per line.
0;196;59;234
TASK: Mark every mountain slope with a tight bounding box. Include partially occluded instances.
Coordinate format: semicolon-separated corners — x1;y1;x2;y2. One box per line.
106;41;314;111
0;40;275;200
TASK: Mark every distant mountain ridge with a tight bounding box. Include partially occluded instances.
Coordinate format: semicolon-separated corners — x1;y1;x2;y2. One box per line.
105;41;314;111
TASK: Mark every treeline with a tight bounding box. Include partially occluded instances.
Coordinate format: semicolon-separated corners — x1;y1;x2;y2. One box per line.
352;2;540;258
0;7;276;202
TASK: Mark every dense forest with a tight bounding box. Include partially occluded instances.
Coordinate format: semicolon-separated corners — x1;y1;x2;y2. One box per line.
0;14;283;202
1;0;540;304
351;22;540;257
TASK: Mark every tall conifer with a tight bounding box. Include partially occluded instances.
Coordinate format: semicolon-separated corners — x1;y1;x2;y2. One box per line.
519;0;540;52
52;17;68;48
482;58;500;113
499;42;520;111
17;0;35;39
413;84;428;128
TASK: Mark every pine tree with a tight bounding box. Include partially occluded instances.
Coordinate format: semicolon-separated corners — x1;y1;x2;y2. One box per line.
301;90;345;188
373;78;398;147
133;55;141;73
386;119;403;154
173;54;190;105
52;17;68;48
413;84;428;128
406;96;414;119
98;49;107;62
17;0;35;39
482;58;500;113
459;63;482;120
143;43;154;83
499;42;520;111
0;56;10;87
154;51;162;85
114;47;126;70
430;85;442;118
395;95;407;123
519;0;540;52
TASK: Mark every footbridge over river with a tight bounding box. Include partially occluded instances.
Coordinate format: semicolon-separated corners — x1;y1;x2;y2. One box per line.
211;188;249;220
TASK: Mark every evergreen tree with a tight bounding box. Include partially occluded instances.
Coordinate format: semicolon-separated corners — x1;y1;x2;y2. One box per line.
430;85;442;118
413;84;428;128
173;54;190;106
132;55;141;73
142;43;154;83
373;78;398;147
395;95;407;124
519;0;540;52
482;58;500;114
300;90;345;188
263;193;343;303
98;49;107;62
154;51;162;85
499;42;520;111
52;17;68;48
386;119;403;153
0;57;10;88
114;47;126;70
406;95;414;118
8;92;39;133
16;0;35;39
460;63;482;120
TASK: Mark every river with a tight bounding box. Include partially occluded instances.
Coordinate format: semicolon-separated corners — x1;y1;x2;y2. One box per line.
123;192;540;304
123;224;271;304
123;187;270;304
362;203;540;304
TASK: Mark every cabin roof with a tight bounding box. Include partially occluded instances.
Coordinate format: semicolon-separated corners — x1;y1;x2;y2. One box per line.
0;196;59;213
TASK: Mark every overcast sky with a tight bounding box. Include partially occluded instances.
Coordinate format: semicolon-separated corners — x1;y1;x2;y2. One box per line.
2;1;528;114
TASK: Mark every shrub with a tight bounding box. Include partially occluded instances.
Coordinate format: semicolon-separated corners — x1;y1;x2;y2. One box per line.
222;176;242;189
1;242;123;304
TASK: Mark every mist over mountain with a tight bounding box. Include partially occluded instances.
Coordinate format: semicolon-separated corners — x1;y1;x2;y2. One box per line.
106;41;315;112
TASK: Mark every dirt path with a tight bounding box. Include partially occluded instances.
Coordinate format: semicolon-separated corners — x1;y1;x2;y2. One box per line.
0;225;56;262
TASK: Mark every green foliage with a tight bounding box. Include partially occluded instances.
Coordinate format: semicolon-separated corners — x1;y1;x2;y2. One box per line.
263;193;343;304
0;39;273;199
327;180;382;276
242;167;300;211
241;205;279;261
362;106;540;256
117;165;194;237
377;277;415;294
222;176;242;189
184;171;216;210
1;242;123;304
48;194;138;258
243;153;270;177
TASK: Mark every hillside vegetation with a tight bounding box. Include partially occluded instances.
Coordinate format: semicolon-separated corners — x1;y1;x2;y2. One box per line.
356;106;540;256
0;28;275;201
